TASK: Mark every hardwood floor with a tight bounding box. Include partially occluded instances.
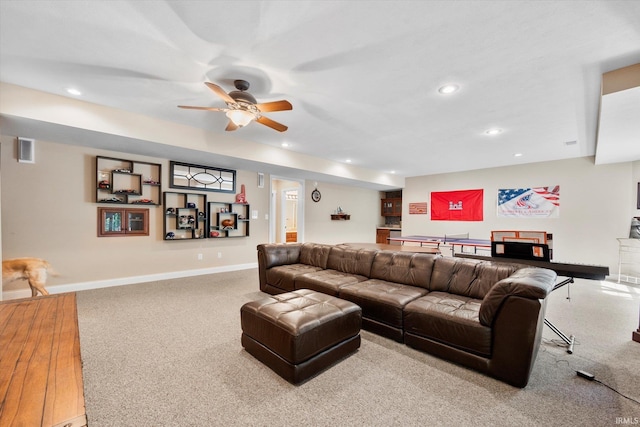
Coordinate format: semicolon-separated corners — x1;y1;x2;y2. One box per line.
0;293;86;427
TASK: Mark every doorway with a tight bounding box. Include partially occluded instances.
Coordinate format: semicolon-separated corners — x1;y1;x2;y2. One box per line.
270;176;304;243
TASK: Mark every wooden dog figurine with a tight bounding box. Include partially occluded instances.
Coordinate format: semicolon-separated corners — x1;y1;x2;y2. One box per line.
2;258;57;297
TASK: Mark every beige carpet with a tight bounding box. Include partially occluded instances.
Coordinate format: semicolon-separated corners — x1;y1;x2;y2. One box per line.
76;269;640;426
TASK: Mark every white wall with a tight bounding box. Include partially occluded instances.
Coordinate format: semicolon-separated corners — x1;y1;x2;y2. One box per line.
403;157;634;273
4;134;633;298
0;137;270;298
304;180;380;245
1;136;381;298
632;160;640;218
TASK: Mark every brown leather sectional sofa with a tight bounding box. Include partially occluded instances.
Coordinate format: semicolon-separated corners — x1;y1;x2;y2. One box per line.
257;242;557;387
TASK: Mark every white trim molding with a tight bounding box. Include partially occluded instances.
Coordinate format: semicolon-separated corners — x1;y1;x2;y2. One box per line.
2;263;258;301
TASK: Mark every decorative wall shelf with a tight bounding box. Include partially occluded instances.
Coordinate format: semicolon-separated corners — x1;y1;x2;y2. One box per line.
163;192;207;240
96;156;161;205
208;201;250;238
331;214;351;220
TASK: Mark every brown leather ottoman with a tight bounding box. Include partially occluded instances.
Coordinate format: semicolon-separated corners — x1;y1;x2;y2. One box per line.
241;289;362;384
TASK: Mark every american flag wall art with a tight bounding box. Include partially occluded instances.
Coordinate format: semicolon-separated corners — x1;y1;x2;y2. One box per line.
497;186;560;218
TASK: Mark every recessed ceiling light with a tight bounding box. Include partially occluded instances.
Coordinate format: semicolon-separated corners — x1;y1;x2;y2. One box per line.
485;128;503;136
514;153;523;157
390;170;396;174
346;159;352;163
281;142;289;147
438;84;459;94
66;88;82;96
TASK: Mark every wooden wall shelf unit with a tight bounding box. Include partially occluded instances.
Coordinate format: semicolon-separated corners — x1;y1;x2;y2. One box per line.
331;214;351;220
96;156;162;205
163;192;207;240
98;207;149;237
208;201;250;238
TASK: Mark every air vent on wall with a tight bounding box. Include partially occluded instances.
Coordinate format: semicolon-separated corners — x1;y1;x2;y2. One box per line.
17;137;35;163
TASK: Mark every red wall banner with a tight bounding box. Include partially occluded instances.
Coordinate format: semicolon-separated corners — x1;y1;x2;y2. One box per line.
431;189;484;221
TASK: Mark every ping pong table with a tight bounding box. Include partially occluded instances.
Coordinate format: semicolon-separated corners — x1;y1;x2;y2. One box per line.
387;234;492;254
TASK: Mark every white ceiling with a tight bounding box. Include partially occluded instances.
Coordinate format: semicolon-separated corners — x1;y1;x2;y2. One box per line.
1;1;639;189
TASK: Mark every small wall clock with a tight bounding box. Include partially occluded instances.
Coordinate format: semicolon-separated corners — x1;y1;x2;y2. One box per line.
311;188;321;202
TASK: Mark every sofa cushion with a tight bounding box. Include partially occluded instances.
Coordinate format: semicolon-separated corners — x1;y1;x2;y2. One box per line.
479;267;557;327
300;243;332;268
403;291;491;357
260;243;302;269
339;279;428;329
294;270;368;296
428;257;521;299
369;251;439;290
327;246;377;277
266;264;324;292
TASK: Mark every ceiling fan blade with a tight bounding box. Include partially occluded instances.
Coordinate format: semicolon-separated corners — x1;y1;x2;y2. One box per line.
178;105;226;111
256;115;288;132
225;120;239;132
205;82;236;104
255;100;293;113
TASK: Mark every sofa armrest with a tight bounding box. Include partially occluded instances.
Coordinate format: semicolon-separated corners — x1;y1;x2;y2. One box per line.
479;267;557;327
257;244;303;293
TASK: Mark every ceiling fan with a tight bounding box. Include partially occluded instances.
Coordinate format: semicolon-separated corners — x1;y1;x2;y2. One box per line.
178;80;292;132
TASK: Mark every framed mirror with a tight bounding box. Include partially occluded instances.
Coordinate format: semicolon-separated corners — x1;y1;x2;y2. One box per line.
169;161;236;193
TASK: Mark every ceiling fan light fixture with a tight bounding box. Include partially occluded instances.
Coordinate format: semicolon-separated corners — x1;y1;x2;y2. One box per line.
226;109;255;127
485;128;503;136
438;84;459;94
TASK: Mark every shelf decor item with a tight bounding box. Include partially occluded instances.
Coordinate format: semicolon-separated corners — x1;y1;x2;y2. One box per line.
235;184;248;203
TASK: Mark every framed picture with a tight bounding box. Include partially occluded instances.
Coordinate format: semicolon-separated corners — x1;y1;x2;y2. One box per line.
169;161;236;193
637;183;640;210
409;202;427;214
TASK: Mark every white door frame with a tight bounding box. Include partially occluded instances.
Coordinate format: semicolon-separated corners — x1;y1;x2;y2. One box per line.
269;175;305;243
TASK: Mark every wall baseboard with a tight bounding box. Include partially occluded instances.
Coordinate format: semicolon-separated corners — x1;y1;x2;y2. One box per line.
2;263;258;301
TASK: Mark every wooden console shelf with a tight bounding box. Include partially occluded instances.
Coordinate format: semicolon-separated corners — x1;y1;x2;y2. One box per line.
0;293;87;427
331;214;350;220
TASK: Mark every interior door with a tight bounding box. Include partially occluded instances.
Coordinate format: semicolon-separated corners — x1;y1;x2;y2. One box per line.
270;176;304;243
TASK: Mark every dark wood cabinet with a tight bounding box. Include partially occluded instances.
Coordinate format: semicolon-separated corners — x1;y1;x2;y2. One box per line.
376;228;390;244
97;207;149;237
381;198;402;216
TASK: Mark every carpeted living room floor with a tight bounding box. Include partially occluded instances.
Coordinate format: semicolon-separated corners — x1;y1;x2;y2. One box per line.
75;268;640;426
